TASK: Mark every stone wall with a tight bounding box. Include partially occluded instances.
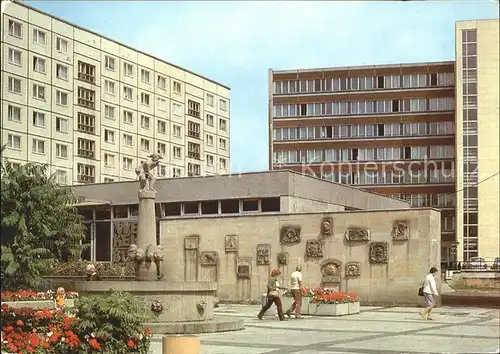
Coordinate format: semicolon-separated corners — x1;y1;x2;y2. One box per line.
160;208;441;306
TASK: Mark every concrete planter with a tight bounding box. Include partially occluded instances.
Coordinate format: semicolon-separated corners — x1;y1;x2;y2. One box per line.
1;299;76;310
348;301;360;314
310;302;350;316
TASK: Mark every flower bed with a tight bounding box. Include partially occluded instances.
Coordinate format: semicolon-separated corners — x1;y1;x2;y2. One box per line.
310;291;360;316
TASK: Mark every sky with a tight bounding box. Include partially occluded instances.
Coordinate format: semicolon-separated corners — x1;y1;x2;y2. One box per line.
23;0;499;174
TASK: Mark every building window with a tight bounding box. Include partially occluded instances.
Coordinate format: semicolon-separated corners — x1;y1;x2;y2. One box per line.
188;100;200;118
56;64;68;80
123;62;133;77
104;178;114;183
32;28;46;45
187;163;200;177
206;93;214;107
77;163;95;183
7;105;21;122
158;164;167;177
173;124;181;137
77;138;95;158
173;81;181;94
104;80;115;95
187;142;201;159
56;37;68;53
206;154;214;166
157;75;166;89
206;134;214;146
33;56;46;73
206;114;214;127
140;69;150;83
55;90;68;106
104;105;115;120
55;143;68;158
77;61;95;83
123;86;133;101
32;84;46;101
8;48;22;66
56;117;68;133
7;134;21;150
8;20;22;38
8;77;21;94
32;111;45;127
55;170;68;185
173;146;181;158
188;121;200;139
104;129;115;143
122;157;133;170
157;120;166;134
123;134;133;147
172;168;181;178
32;138;45;154
140;138;151;152
77;87;95;109
104;153;115;167
123;110;133;124
220;99;227;111
140;115;150;129
219;118;227;131
77;112;95;134
157;97;167;111
141;92;150;106
104;55;115;71
157;142;166;155
219;138;227;150
173;103;182;116
219;158;227;170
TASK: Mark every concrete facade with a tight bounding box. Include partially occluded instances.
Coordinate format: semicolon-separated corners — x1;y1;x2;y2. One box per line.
1;1;231;184
455;19;500;262
160;208;441;305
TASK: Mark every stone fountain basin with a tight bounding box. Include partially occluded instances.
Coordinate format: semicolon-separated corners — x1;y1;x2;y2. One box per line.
73;281;217;323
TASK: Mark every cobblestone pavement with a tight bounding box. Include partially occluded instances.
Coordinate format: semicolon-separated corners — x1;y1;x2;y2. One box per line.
150;305;500;354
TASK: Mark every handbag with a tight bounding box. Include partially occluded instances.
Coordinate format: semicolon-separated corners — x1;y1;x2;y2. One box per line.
268;290;279;297
417;281;424;296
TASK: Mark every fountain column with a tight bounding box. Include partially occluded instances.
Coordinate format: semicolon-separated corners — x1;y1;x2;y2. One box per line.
136;189;157;281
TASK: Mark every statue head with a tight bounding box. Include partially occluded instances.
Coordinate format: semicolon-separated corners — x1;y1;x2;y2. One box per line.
86;264;96;275
148;153;163;163
128;244;138;260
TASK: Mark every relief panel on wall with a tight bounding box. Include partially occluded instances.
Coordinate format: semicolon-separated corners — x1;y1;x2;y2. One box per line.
392;221;410;241
320;259;341;283
200;251;218;266
345;228;370;242
277;252;289;265
184;235;200;250
345;262;361;277
306;240;324;258
280;225;301;245
320;217;333;236
225;234;238;252
236;257;251;279
112;220;137;264
256;244;271;265
369;242;389;264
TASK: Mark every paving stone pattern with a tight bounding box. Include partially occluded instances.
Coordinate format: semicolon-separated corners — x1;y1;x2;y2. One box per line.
150;305;500;354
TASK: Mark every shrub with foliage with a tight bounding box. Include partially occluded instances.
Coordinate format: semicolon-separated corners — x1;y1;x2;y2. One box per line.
0;151;86;290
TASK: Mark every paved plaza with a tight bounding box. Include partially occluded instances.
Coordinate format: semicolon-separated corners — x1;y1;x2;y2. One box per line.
149;304;500;354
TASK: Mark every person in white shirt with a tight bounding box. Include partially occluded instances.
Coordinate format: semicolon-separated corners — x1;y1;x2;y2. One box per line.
286;265;305;319
420;267;439;320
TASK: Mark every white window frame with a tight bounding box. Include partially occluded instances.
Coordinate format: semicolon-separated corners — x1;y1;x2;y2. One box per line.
8;105;21;122
55;143;68;159
56;37;68;53
33;28;46;45
56;90;68;106
32;138;45;154
8;48;22;66
7;134;21;150
105;55;115;71
8;20;22;38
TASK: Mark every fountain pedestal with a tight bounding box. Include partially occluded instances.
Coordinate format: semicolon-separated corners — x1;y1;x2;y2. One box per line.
136;190;157;281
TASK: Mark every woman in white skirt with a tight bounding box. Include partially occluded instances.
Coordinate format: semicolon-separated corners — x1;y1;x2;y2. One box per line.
420;267;439;320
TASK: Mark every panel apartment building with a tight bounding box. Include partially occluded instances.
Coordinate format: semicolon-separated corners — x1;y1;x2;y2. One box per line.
1;1;231;185
268;18;499;263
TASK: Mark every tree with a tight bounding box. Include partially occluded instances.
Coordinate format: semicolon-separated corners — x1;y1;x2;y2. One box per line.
1;147;86;290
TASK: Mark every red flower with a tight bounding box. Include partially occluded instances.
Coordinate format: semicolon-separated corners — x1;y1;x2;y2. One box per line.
144;328;152;336
15;320;23;326
127;339;135;347
89;338;101;350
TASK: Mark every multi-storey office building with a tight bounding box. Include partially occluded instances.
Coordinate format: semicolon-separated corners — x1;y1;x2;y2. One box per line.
455;19;499;262
269;18;500;263
1;1;231;184
269;61;457;262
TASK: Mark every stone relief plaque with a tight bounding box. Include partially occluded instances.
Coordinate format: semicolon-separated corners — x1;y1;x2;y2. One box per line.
306;240;324;258
280;225;301;245
200;251;218;266
112;221;138;264
369;242;389;264
320;217;333;236
184;235;200;250
277;252;289;265
345;262;361;277
225;235;238;252
392;220;410;241
236;257;251;279
256;244;271;265
321;259;341;283
345;228;370;242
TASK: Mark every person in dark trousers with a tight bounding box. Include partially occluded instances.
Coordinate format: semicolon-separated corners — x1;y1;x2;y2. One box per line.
258;269;287;321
